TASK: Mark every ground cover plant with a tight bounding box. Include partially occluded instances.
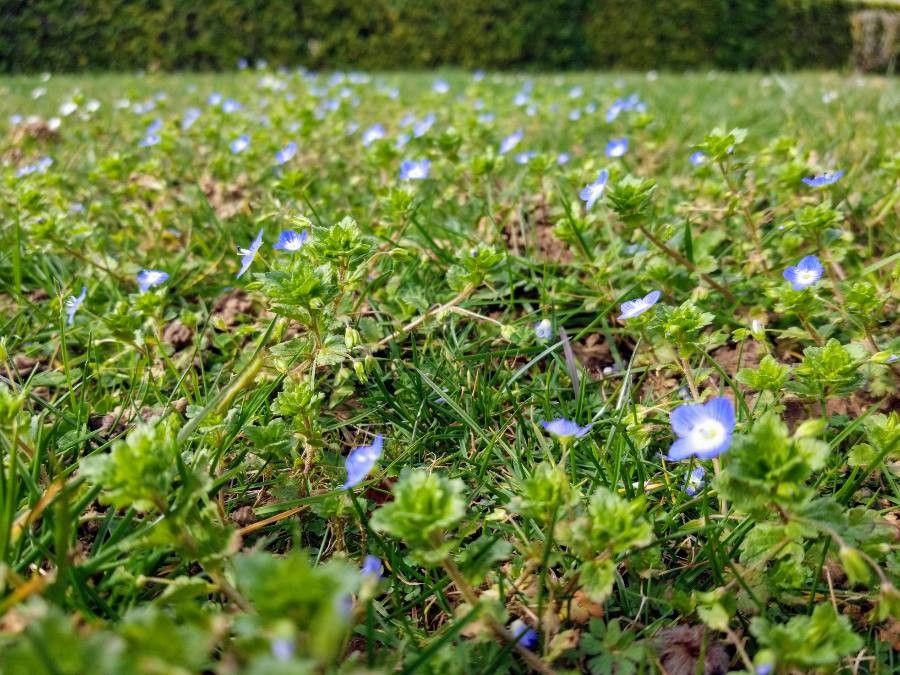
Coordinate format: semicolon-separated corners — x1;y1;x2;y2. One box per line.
0;69;898;673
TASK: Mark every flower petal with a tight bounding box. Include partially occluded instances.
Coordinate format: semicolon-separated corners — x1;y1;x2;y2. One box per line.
670;402;707;437
704;397;735;432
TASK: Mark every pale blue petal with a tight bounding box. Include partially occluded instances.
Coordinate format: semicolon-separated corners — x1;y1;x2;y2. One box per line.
667;437;694;461
670;403;707;437
705;397;735;432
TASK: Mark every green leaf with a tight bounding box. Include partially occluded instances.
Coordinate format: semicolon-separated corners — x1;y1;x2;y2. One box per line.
557;487;653;559
371;469;467;566
750;604;863;667
716;413;830;512
736;354;789;393
580;559;617;604
80;418;181;512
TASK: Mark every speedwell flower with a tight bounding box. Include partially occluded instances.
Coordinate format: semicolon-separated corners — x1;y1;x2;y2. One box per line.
342;435;384;490
515;151;537;165
534;319;553;341
229;134;250;154
399;159;430;180
617;290;661;321
136;269;169;293
605;137;628;158
510;619;538;650
275;141;297;165
579;168;609;209
783;255;824;290
413;113;436;137
684;466;706;496
273;229;308;252
689;151;707;166
64;286;87;326
499;129;523;155
668;397;735;461
236;229;264;278
362;124;386;147
221;98;242;114
181;107;201;130
802;171;843;188
361;555;384;580
541;418;592;441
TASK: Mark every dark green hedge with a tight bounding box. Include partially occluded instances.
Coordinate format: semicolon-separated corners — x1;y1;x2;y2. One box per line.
0;0;871;72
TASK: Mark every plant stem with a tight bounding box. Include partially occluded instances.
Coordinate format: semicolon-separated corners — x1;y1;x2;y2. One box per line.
678;356;701;401
798;314;824;346
376;286;474;349
637;224;736;302
717;160;765;271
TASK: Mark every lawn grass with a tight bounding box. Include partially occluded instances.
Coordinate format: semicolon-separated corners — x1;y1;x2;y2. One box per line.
0;70;897;674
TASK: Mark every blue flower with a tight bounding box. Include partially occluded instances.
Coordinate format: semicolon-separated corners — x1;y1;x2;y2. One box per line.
499;129;523;155
229;134;250;154
605;95;644;123
136;269;169;293
237;229;264;278
557;152;571;165
399;159;431;180
478;112;495;124
342;435;384;490
802;170;843;188
568;109;582;121
541;418;592;441
237;58;248;70
668;397;735;461
605;137;629;158
432;79;450;94
579;169;610;210
221;98;242;114
64;286;87;326
413;113;436;137
139;133;160;148
395;133;410;149
569;85;583;99
783;255;824;290
689;151;707;166
684;466;706;496
362;124;386;147
270;638;293;662
273;229;308;252
605;101;623;123
181;107;201;130
515;151;537;165
361;555;384;580
617;290;661;321
534;319;552;341
275;141;298;165
510;619;538;650
474;70;486;82
16;156;53;178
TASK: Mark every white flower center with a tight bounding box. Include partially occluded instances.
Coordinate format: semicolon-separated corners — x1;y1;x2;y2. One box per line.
689;420;726;451
796;269;818;286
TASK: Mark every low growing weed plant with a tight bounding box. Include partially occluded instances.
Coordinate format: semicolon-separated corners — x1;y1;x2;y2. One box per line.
0;70;897;673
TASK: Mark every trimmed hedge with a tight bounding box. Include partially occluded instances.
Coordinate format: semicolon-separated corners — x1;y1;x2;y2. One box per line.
0;0;888;72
